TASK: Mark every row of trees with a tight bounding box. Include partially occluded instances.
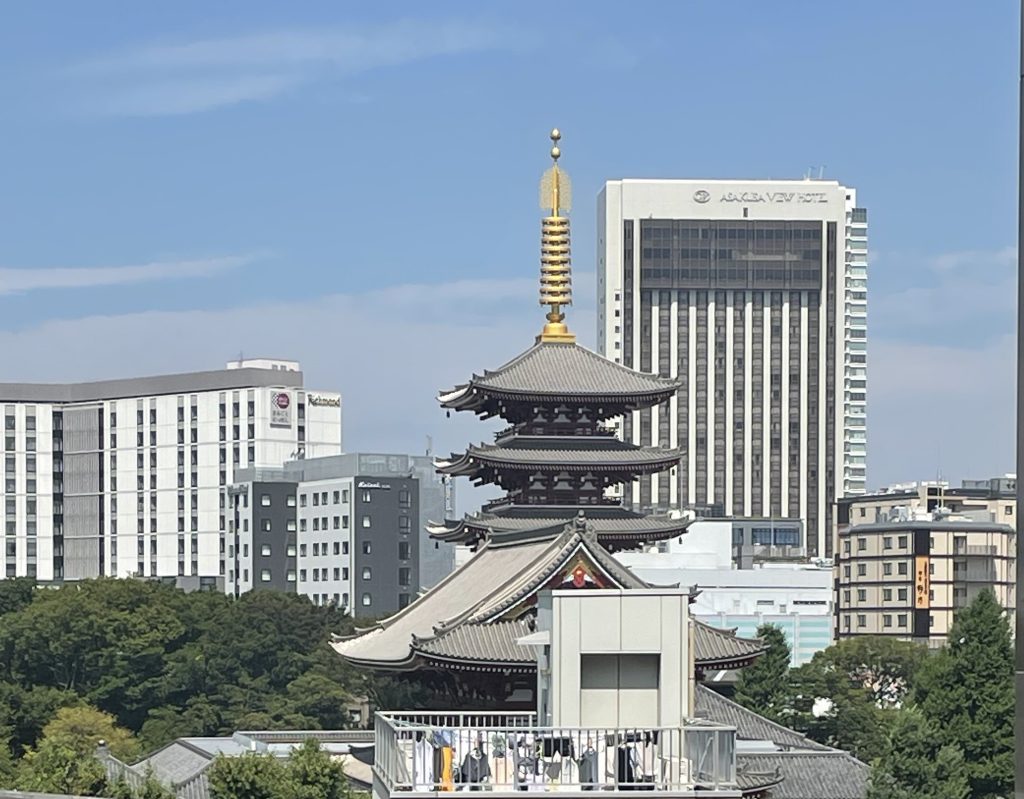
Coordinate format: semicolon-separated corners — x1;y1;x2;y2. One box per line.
733;589;1014;799
0;577;374;792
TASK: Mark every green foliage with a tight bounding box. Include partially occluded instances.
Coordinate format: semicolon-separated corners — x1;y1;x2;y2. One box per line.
287;738;351;799
0;578;362;758
810;635;926;707
207;740;351;799
789;656;892;763
913;590;1014;799
16;732;108;796
867;707;969;799
208;752;289;799
107;774;176;799
733;624;792;722
41;705;140;761
0;578;35;618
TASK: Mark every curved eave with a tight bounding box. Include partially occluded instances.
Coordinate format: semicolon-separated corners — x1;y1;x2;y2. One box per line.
413;652;536;674
438;385;678;411
435;454;680;476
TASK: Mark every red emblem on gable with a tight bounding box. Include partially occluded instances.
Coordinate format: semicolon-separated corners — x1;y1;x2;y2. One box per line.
572;566;587;588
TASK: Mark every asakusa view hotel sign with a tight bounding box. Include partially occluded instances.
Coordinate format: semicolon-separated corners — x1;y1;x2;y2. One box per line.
308;394;341;408
693;189;829;204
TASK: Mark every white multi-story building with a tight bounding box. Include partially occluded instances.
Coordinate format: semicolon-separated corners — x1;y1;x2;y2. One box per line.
0;359;341;586
598;179;868;558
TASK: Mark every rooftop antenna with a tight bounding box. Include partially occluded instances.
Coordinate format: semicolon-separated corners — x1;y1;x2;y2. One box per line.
817;165;826;180
426;435;433;457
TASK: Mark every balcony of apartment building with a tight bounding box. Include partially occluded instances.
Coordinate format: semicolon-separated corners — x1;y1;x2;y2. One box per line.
372;711;741;797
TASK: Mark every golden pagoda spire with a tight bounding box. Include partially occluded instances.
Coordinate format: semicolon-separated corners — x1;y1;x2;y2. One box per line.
537;128;575;343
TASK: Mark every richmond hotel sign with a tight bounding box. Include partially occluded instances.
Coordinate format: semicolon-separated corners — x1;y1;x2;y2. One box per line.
693;189;828;204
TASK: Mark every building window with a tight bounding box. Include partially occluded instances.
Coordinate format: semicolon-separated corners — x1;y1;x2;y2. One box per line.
286;520;296;532
857;564;866;577
287;571;296;581
313;518;320;531
333;516;340;529
883;614;892;628
1007;505;1014;516
361;515;371;528
897;535;908;548
843;565;851;579
362;542;372;555
857;537;866;551
343;567;349;580
362;491;371;502
286;495;296;508
398;489;411;507
883;536;892;550
857;589;866;602
398;516;411;533
898;588;908;602
883;588;892;601
898;614;908;628
856;614;866;628
300;494;307;507
897;561;908;575
883;562;892;576
300;544;308;557
843;541;850;555
843;615;851;630
398;568;411;587
321;492;328;505
342;542;349;555
260;569;271;582
361;593;372;607
299;519;307;532
398;542;411;561
261;544;271;556
287;544;296;557
261;519;271;532
313;494;320;506
843;590;850;604
362;567;371;580
299;569;307;581
333;568;340;580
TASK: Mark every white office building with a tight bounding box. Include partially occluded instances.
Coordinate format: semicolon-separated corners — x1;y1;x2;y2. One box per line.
0;359;341;586
598;179;868;558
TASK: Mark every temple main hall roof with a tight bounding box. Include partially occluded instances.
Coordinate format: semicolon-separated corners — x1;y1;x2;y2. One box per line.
439;341;680;414
332;517;764;673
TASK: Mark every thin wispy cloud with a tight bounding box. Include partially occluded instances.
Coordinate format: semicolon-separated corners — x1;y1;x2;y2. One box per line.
0;255;257;296
68;20;517;117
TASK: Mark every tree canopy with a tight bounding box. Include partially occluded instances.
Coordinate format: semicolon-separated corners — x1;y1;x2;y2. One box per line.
733;624;792;722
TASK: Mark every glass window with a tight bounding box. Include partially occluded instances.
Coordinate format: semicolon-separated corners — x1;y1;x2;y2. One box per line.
898;614;908;627
898;561;908;575
286;495;296;507
361;515;371;528
260;544;271;556
883;588;892;601
300;494;307;507
361;593;371;607
883;537;892;550
260;569;271;582
260;494;271;507
898;588;908;601
857;589;866;602
856;614;866;628
362;567;371;580
362;541;372;555
883;614;892;628
857;563;866;577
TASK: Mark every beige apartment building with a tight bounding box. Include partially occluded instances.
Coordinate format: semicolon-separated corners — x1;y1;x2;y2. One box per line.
834;476;1016;645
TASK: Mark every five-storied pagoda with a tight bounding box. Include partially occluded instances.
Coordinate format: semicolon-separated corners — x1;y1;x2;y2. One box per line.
333;131;765;702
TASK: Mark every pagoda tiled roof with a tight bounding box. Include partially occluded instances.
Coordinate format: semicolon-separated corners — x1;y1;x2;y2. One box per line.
436;440;680;475
427;508;691;547
411;617;765;673
439;341;679;413
332;516;762;672
694;685;831;752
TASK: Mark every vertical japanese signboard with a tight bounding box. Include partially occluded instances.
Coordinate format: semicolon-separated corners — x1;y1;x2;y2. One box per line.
914;556;930;609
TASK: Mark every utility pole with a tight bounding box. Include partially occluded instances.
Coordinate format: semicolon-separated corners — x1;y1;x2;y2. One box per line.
1015;3;1024;795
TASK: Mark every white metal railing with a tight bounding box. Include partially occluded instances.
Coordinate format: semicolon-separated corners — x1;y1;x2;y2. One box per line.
374;712;737;794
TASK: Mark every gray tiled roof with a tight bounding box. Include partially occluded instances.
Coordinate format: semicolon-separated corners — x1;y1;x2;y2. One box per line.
436;442;680;473
737;752;868;799
428;512;690;543
416;619;764;669
415;620;537;663
694;685;830;752
131;740;215;786
692;622;767;669
439;342;680;408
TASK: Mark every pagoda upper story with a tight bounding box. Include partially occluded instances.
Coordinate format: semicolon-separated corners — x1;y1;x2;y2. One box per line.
431;131;687;552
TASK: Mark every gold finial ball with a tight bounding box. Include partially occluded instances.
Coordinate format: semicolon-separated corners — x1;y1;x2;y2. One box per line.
550;145;561;160
550;128;561;142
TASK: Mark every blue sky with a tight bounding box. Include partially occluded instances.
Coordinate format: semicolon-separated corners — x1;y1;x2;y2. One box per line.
0;2;1017;497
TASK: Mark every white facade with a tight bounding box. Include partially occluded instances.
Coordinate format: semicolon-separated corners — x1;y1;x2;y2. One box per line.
597;179;867;559
0;359;341;585
614;553;833;666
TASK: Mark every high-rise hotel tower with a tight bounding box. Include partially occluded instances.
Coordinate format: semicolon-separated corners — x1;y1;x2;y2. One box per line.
597;180;867;557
